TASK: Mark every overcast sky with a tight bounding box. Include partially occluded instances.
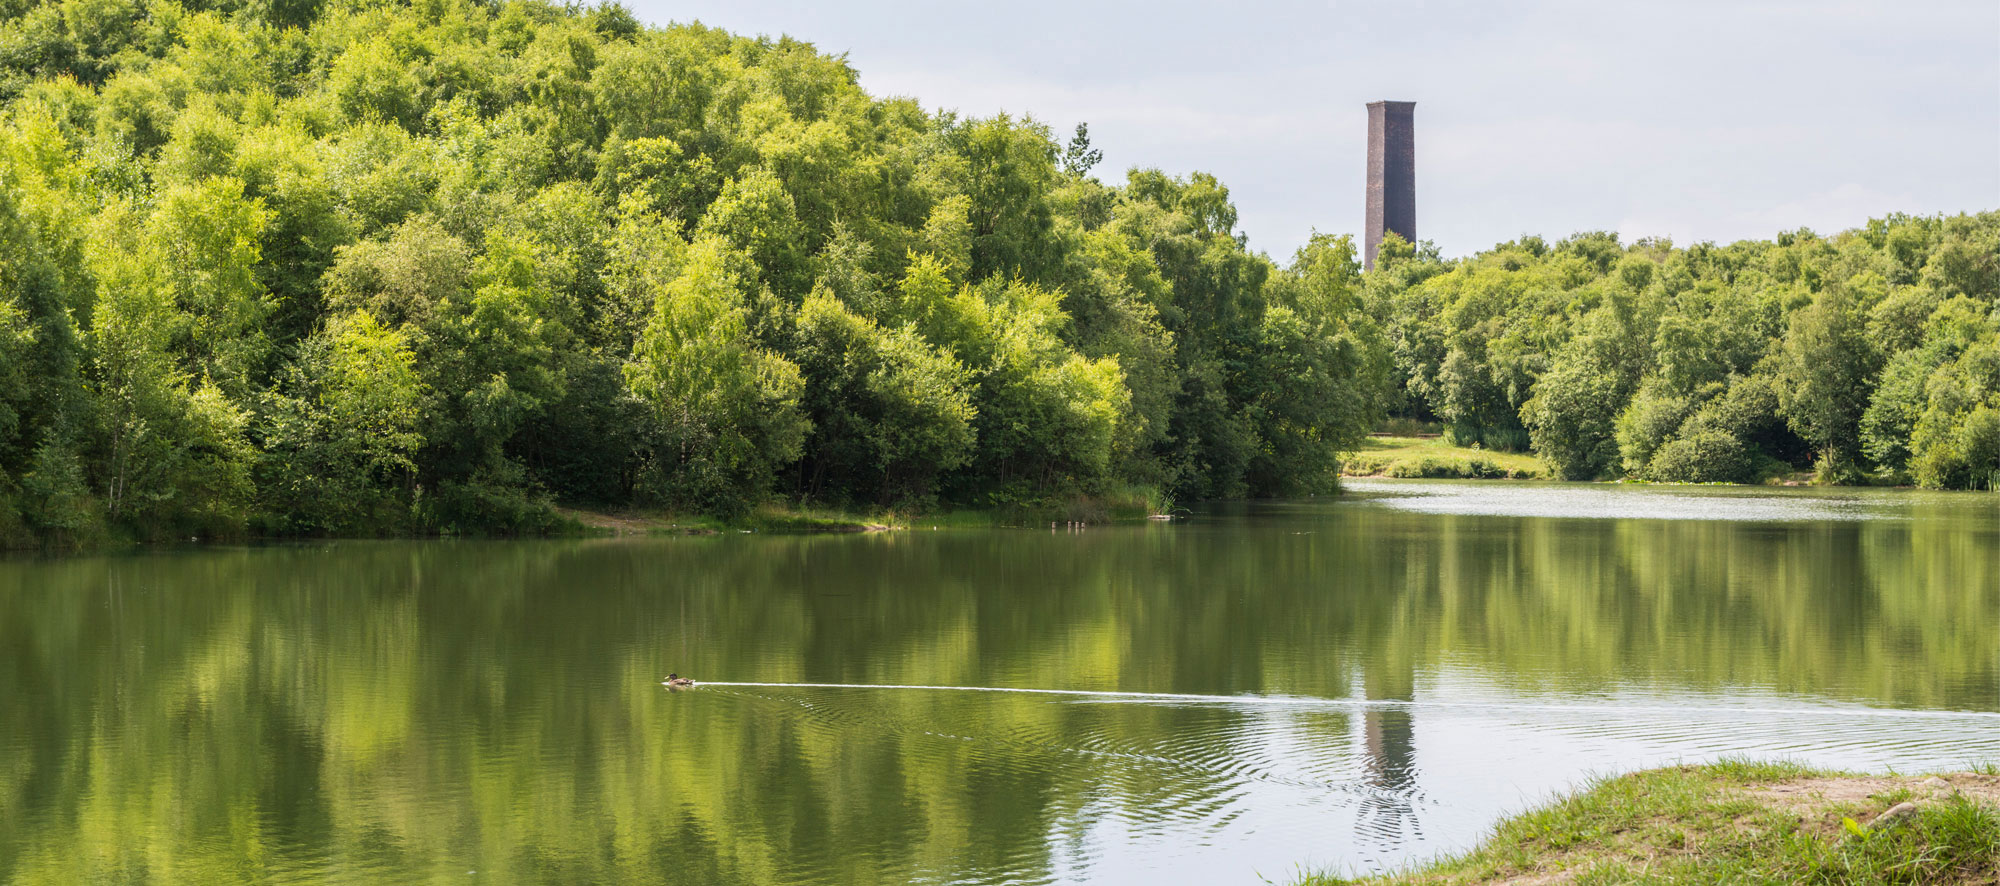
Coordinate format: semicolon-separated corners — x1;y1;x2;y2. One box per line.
624;0;1999;260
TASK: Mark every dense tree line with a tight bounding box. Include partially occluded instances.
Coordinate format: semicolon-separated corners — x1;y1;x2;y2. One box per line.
1;0;1989;547
1366;213;2000;488
0;0;1387;544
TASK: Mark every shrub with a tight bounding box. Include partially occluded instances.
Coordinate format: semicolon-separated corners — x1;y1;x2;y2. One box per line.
1649;429;1751;484
1385;456;1507;480
1341;454;1391;476
1387;457;1444;478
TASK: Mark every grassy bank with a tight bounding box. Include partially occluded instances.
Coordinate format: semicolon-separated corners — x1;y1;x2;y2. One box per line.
557;505;899;536
1343;436;1549;480
1299;761;2000;885
558;485;1172;537
2;488;1171;551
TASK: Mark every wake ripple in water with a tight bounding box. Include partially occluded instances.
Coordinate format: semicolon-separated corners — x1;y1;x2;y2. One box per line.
677;680;2000;883
693;681;2000;720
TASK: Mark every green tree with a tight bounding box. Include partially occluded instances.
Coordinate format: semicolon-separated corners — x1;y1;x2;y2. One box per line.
792;289;973;505
1246;233;1386;494
86;204;256;538
1777;288;1879;480
625;238;807;513
258;311;426;533
145;176;273;398
1521;296;1650;480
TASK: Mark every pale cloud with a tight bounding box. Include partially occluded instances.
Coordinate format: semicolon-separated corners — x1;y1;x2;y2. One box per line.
629;0;1999;259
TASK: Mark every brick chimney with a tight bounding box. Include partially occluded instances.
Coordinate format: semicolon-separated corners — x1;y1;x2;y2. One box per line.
1364;101;1416;270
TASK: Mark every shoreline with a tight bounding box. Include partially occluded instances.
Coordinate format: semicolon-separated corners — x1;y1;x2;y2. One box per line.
1342;435;1985;490
1299;761;2000;885
556;506;900;537
11;476;1986;554
0;494;1175;553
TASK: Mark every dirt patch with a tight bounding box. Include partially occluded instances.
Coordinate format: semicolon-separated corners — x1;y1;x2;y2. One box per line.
793;521;896;533
557;508;715;536
558;507;898;535
1746;772;2000;836
1749;772;2000;811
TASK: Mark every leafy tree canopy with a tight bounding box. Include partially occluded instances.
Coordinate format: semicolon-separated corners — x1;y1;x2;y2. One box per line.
0;0;1389;542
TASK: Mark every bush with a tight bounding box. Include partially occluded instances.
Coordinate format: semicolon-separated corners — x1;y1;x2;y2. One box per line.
1648;429;1752;484
1522;354;1624;480
1385;456;1506;480
1614;383;1698;475
1386;457;1444;478
1960;405;2000;490
421;465;564;536
1444;425;1530;453
1341;454;1391;475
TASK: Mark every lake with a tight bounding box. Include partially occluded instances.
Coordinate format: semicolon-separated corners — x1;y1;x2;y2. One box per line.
3;480;1997;884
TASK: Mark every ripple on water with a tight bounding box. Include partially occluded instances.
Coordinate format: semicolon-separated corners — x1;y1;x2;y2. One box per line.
682;682;2000;884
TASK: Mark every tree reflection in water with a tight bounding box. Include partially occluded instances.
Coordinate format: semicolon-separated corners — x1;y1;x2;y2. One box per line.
1;484;1996;883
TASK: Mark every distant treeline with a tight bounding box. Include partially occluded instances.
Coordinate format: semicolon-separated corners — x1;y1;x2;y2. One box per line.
1366;213;1999;488
0;0;1993;548
0;0;1385;545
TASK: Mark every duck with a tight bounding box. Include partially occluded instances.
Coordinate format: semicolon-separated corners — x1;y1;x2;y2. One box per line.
664;673;695;689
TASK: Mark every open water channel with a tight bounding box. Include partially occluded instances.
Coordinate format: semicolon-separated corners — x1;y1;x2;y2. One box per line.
3;480;1997;883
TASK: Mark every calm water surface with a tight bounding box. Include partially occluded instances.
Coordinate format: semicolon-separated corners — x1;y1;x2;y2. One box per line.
3;480;1998;884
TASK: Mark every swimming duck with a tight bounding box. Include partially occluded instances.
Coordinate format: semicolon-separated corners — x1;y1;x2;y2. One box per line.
664;673;695;689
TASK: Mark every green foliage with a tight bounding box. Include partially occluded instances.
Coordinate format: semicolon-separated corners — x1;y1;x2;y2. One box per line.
792;288;972;506
1648;428;1752;484
1522;356;1621;480
625;238;806;514
1;0;1988;545
0;0;1396;543
1384;455;1506;480
1614;380;1698;474
1247;233;1388;494
1902;299;2000;490
257;311;425;534
1368;214;1999;489
1344;435;1545;479
1778;286;1879;480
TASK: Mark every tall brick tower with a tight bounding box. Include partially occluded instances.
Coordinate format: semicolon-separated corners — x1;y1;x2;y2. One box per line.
1364;100;1416;270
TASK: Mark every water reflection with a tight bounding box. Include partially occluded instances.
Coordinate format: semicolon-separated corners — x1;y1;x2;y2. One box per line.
1;482;1997;883
1359;715;1420;852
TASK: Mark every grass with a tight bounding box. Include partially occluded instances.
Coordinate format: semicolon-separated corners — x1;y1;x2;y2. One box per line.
739;503;901;533
920;484;1171;529
559;504;899;536
1343;436;1549;481
1295;760;2000;885
559;484;1172;536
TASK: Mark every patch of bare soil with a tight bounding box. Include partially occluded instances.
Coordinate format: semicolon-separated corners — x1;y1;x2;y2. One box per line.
1747;772;2000;834
557;508;714;535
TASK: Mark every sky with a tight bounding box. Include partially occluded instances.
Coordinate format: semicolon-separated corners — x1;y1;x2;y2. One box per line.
624;0;2000;261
